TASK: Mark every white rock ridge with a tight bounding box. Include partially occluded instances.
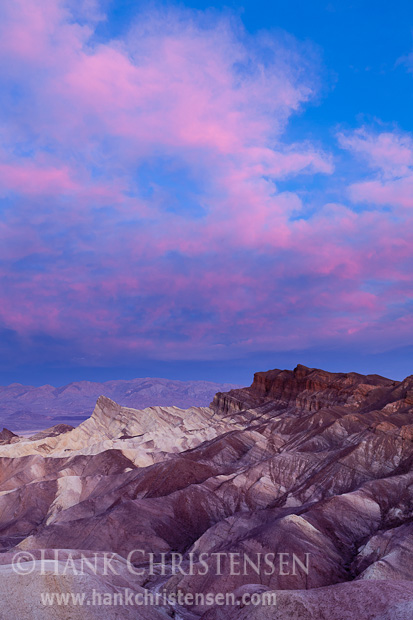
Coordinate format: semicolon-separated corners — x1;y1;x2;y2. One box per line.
0;396;240;466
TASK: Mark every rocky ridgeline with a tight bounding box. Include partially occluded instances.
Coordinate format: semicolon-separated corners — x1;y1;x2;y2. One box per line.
0;377;241;432
211;363;402;414
0;427;18;445
0;364;412;619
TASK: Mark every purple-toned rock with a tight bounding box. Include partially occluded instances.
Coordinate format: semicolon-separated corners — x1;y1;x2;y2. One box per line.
0;364;412;618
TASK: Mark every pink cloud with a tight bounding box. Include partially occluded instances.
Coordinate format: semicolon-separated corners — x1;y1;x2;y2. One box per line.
0;162;77;195
338;128;413;177
349;176;413;208
339;128;413;209
0;1;412;367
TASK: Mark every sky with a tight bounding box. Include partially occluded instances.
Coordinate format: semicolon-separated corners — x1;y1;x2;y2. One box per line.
0;0;413;386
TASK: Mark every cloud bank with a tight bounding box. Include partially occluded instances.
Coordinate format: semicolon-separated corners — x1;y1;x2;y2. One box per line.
0;0;412;372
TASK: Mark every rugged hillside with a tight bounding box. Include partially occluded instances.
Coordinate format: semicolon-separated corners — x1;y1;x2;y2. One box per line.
211;363;400;414
0;364;412;619
0;396;240;465
0;377;240;431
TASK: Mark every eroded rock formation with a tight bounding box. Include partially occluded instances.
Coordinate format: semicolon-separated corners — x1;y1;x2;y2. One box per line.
0;377;240;431
0;364;412;619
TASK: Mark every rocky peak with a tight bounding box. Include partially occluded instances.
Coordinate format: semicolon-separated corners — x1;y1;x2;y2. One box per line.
0;427;19;445
28;424;74;442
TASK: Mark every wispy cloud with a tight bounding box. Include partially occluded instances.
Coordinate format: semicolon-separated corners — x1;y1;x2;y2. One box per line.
0;0;412;370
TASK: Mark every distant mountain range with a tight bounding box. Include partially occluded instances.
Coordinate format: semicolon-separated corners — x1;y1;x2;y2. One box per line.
0;377;240;432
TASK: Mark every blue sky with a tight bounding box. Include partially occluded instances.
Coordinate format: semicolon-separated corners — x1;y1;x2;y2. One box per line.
0;0;412;386
100;0;413;129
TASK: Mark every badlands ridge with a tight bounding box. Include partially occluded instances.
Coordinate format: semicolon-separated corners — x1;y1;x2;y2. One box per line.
0;364;413;619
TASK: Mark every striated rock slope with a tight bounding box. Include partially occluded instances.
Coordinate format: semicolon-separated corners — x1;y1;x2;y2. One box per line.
0;396;241;465
0;364;412;619
211;363;399;414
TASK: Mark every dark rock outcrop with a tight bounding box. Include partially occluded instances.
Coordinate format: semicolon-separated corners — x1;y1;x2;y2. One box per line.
211;364;399;415
28;424;74;441
0;427;18;445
